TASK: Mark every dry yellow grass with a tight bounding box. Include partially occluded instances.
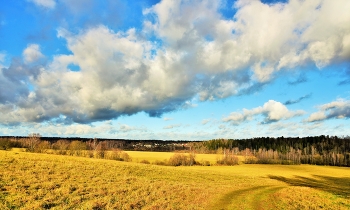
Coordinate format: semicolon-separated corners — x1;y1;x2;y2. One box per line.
127;150;244;165
1;150;349;209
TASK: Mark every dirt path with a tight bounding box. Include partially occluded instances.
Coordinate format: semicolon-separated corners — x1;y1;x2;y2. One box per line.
210;185;284;210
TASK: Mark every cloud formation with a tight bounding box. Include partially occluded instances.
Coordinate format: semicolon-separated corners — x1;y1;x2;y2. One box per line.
163;117;173;121
288;74;307;86
201;119;211;125
23;44;44;64
1;0;350;125
284;93;312;105
223;100;305;124
163;124;182;129
306;99;350;122
29;0;56;9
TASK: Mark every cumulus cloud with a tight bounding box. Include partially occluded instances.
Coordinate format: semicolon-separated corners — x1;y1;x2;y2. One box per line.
0;58;42;106
1;0;350;125
306;99;350;122
29;0;56;9
23;44;44;63
223;100;305;124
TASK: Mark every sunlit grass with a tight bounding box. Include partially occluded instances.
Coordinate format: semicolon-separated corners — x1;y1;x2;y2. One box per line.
1;150;349;209
127;150;244;165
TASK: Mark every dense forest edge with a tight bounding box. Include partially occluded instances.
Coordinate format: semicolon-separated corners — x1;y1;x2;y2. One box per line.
1;134;350;167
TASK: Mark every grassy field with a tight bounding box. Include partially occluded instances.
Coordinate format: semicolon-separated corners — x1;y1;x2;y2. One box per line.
127;151;246;165
127;151;223;165
1;150;350;209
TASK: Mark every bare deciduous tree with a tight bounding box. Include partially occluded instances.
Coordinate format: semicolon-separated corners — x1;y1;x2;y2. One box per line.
26;133;41;152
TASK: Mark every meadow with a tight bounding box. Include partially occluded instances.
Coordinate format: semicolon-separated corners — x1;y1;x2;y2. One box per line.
127;151;222;165
1;150;350;209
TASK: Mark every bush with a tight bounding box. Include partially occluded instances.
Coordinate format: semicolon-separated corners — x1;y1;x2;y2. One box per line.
140;159;150;164
94;150;105;159
199;160;211;166
168;153;196;166
245;156;257;164
120;152;132;162
154;160;167;166
217;154;239;166
104;150;121;160
69;141;87;151
34;141;51;153
52;140;70;150
0;139;13;150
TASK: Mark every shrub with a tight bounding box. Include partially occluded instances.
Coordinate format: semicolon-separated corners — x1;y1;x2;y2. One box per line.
0;139;13;150
168;153;196;166
140;159;150;164
104;150;121;160
121;152;132;162
217;155;239;166
154;160;167;165
245;156;257;164
69;141;87;151
34;141;51;153
52;140;70;150
200;160;211;166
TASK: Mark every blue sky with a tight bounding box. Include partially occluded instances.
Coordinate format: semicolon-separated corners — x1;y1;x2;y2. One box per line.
0;0;349;140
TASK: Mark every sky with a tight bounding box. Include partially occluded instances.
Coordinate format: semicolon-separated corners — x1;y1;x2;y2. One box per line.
0;0;349;140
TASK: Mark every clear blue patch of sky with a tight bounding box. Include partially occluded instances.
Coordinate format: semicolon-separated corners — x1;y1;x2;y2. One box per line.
0;1;38;57
260;0;289;4
67;63;81;72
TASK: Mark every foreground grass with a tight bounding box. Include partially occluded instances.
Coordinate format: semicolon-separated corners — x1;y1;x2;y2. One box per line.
1;150;350;209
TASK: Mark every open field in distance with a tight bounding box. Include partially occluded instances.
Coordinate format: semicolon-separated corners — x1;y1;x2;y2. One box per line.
1;150;350;209
127;151;227;165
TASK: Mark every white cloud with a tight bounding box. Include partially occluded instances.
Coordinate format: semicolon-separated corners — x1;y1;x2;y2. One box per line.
149;0;350;79
163;117;173;121
1;0;350;125
306;99;350;122
163;124;181;129
201;119;210;125
118;124;147;133
0;52;5;63
223;100;305;124
23;44;44;63
29;0;56;9
307;111;327;122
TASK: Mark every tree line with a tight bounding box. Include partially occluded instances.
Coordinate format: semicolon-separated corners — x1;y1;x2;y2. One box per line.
1;134;349;166
0;134;132;161
191;135;350;166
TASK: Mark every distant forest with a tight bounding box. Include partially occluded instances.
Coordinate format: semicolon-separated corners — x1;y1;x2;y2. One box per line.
195;135;350;166
0;135;349;167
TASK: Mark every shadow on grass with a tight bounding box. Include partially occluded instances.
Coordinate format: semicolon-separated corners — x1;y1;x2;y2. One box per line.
268;175;350;197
